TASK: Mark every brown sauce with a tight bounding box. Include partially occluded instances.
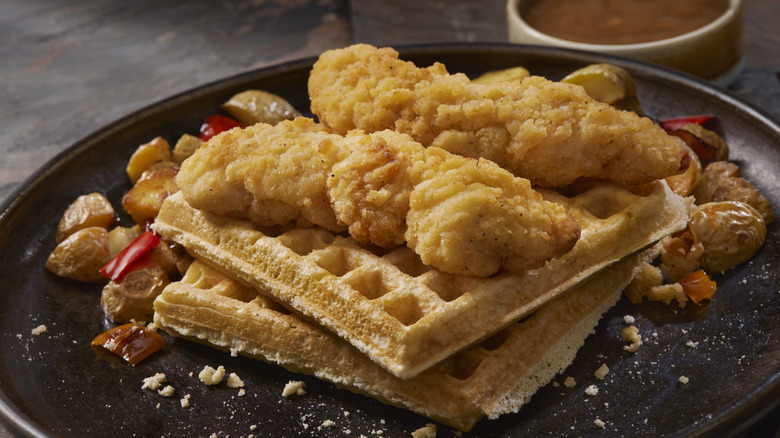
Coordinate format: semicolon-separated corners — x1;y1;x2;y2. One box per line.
522;0;730;45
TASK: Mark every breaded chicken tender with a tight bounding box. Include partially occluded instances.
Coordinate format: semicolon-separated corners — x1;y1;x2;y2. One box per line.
176;118;580;276
308;44;690;187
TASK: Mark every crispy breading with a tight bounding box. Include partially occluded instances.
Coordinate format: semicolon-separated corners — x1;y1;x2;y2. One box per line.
308;44;690;187
176;118;580;276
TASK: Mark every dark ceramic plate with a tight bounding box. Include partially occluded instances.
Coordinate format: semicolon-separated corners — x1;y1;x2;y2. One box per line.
0;44;778;438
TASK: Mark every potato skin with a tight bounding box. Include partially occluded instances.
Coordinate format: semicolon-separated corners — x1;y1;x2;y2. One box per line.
690;201;767;273
46;227;111;282
56;193;115;243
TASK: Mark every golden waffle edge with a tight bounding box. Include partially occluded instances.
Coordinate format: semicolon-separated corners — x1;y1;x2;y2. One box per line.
152;181;691;378
154;248;653;432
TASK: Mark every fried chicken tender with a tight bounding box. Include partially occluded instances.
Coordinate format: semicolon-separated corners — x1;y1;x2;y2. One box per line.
176;118;580;276
308;44;690;187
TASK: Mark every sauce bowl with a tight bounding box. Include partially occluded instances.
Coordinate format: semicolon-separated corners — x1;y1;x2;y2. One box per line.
507;0;744;86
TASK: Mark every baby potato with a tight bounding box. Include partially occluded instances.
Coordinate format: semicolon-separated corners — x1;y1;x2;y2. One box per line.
221;90;301;126
101;263;169;323
55;192;115;243
471;66;530;84
45;226;111;282
171;134;204;164
690;201;767;273
122;166;179;223
693;161;739;204
107;225;142;258
561;63;643;113
126;137;172;184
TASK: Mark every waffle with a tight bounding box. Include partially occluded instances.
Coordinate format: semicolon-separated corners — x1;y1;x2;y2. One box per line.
154;249;651;432
152;180;691;378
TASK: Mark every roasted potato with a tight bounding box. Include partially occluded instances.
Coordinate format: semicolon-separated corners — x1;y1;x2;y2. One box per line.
101;263;169;323
172;134;204;164
45;227;111;282
471;66;531;84
55;192;115;243
122;166;179;223
690;201;767;273
665;146;702;197
107;225;142;258
221;90;301;126
694;161;775;223
561;63;643;113
680;123;729;162
126;137;172;184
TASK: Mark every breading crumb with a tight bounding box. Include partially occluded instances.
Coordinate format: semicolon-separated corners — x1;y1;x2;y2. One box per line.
622;325;642;352
282;380;306;397
142;373;167;390
158;385;175;397
594;363;609;380
564;376;577;387
411;423;437;438
180;394;191;408
585;385;599;396
623;315;635;325
227;372;245;388
199;365;226;385
686;340;699;348
679;375;689;384
321;419;335;428
31;325;47;336
594;418;606;428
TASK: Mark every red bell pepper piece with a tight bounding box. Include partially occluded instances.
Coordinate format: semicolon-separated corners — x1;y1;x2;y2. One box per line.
91;323;166;365
661;115;714;131
99;231;159;281
199;114;244;141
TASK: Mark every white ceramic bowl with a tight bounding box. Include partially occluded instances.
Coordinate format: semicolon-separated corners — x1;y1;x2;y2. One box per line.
507;0;744;86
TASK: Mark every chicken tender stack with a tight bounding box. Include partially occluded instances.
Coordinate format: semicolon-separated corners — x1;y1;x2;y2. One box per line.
308;44;690;187
176;117;580;276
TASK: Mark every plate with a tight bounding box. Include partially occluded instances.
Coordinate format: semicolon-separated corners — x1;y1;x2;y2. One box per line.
0;44;778;437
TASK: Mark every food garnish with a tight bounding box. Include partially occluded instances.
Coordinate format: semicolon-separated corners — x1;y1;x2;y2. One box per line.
99;231;160;281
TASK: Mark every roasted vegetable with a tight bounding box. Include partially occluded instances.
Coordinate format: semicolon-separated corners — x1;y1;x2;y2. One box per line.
561;63;643;113
679;270;717;304
100;231;159;281
689;201;767;273
659;228;704;282
694;161;776;223
221;90;301;126
122;166;179;223
680;123;728;162
471;66;530;84
199;114;244;141
101;264;169;323
55;192;115;243
172;134;204;164
126;137;172;184
665;146;702;197
46;227;111;282
91;323;165;364
107;225;142;258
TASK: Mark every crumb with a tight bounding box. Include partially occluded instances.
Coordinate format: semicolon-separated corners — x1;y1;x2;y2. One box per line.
594;364;609;380
585;385;599;396
282;380;306;397
250;425;257;431
594;418;606;428
142;373;167;390
622;325;642;353
679;375;689;384
158;385;175;397
686;340;699;348
180;394;191;408
552;381;560;387
321;419;336;428
199;365;226;385
344;411;350;417
31;325;47;336
623;315;635;325
238;388;246;396
411;423;437;438
227;372;245;388
230;348;239;357
564;376;577;387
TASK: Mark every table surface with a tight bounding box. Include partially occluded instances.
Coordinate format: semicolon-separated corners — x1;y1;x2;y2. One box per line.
1;1;778;436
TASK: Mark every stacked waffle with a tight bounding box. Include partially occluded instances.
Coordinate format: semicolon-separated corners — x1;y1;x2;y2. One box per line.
150;44;693;431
